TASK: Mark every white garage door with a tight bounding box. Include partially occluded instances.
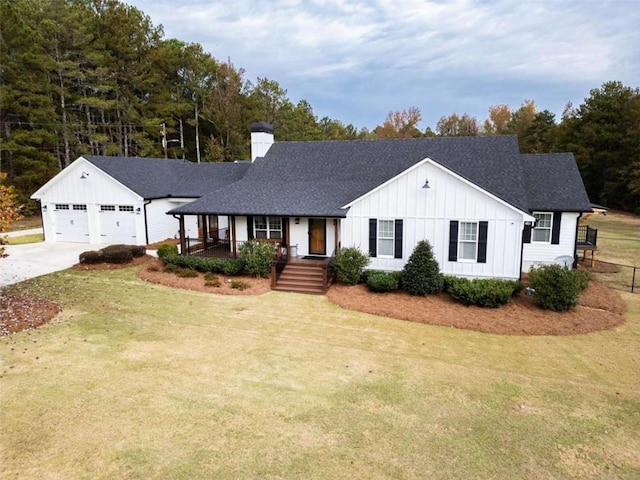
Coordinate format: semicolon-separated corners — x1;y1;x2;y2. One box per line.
99;205;137;244
54;204;89;243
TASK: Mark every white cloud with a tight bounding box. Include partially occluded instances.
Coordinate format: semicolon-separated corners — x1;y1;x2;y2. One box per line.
128;0;639;127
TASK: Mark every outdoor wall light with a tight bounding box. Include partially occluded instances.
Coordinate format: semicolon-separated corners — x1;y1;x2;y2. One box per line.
422;179;430;188
80;171;90;179
295;217;300;224
42;205;48;212
136;207;141;213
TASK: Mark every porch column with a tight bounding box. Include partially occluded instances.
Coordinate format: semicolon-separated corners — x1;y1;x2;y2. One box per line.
334;219;339;254
231;216;237;258
178;215;186;255
286;217;291;263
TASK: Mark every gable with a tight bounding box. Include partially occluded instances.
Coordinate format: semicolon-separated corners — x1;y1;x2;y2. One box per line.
31;157;142;203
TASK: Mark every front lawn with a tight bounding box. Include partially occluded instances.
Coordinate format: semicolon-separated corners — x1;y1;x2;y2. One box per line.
1;265;639;479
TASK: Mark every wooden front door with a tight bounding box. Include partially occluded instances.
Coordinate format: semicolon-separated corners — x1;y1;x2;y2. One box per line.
309;218;326;255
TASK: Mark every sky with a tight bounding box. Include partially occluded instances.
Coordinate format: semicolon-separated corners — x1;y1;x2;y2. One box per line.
125;0;640;131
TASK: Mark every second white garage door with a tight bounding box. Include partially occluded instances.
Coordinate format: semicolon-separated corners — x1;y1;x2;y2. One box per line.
99;205;138;244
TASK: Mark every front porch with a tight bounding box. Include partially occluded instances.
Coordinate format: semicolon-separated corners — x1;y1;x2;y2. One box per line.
176;214;339;293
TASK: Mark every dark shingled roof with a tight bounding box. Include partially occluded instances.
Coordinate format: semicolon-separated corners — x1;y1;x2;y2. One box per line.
170;136;536;217
82;139;592;218
82;156;250;199
521;153;592;212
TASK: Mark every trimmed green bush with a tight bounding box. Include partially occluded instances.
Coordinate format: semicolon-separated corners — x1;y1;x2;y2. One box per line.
445;276;521;308
575;268;591;291
161;254;246;276
366;271;400;293
79;250;104;264
333;247;370;285
221;259;246;276
157;243;178;259
101;246;133;264
401;240;443;295
528;264;584;312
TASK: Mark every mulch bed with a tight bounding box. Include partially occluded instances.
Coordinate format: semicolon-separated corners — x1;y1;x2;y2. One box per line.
327;279;625;336
1;255;627;336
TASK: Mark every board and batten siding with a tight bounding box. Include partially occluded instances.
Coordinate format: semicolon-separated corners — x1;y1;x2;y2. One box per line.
34;159;146;245
522;212;579;272
341;159;527;279
146;199;198;244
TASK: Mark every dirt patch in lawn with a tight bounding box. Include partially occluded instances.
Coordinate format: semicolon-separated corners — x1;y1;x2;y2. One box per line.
0;294;60;336
327;279;625;336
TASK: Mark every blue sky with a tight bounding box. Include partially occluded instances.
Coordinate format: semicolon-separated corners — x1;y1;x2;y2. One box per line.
126;0;640;131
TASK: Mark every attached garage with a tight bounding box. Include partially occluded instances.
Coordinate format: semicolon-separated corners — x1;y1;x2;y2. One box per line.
53;204;89;243
98;205;138;244
31;155;251;245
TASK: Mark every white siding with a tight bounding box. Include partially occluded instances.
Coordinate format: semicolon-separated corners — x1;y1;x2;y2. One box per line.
36;159;145;244
146;199;198;244
522;212;579;272
342;160;527;279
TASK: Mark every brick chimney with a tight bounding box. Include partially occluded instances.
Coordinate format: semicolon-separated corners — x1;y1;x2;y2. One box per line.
250;122;274;161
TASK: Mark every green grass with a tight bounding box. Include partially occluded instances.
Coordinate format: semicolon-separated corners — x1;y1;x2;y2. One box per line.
582;211;640;292
6;233;44;245
1;212;640;479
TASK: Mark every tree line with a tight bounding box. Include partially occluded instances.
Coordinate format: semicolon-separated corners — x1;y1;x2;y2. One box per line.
1;0;639;213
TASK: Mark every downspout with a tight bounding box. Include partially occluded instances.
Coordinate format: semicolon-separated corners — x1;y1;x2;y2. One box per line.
519;227;525;281
573;212;583;268
143;199;152;245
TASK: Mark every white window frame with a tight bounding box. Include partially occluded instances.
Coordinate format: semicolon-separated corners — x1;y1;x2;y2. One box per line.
458;221;478;261
254;216;282;240
532;212;552;243
377;219;395;257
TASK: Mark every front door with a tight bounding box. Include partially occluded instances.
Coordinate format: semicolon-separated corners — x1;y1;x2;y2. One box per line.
309;218;326;255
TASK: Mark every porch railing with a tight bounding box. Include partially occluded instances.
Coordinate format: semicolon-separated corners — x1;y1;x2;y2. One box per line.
184;237;289;262
577;225;598;246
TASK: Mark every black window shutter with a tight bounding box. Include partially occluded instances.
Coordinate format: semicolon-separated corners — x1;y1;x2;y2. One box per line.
281;217;287;246
394;219;403;259
477;221;488;263
551;212;562;245
523;223;532;243
247;215;254;240
369;219;377;257
448;221;459;261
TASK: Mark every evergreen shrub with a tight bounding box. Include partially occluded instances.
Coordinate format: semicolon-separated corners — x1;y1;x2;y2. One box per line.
445;276;521;308
157;243;178;259
401;240;443;295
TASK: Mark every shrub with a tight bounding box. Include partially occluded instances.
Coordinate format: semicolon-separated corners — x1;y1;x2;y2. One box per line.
574;268;591;291
401;240;443;295
366;271;400;293
445;276;521;308
130;245;146;257
231;279;248;290
175;267;198;278
238;240;275;278
157;243;178;259
221;258;246;276
333;247;370;285
360;269;385;284
79;250;104;264
204;272;221;287
528;264;583;312
101;246;133;264
163;263;180;274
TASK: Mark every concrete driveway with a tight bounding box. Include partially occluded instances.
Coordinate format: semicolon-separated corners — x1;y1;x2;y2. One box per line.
0;242;99;287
